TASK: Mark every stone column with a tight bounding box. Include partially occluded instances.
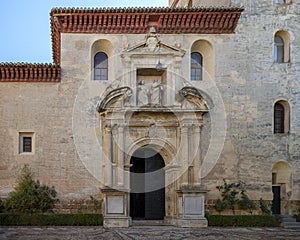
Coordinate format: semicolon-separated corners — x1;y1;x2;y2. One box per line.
116;125;125;187
191;124;201;187
103;125;113;187
180;125;189;187
111;125;118;186
187;126;193;186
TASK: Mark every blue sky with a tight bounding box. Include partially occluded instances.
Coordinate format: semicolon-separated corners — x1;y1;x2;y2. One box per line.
0;0;167;63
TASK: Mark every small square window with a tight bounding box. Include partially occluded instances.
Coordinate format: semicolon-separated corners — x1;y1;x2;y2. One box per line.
19;132;34;154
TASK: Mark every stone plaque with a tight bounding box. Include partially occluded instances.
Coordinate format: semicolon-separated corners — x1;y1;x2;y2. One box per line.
183;196;203;215
107;196;124;214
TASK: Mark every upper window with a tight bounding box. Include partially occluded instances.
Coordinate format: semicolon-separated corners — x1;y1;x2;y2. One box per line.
274;101;290;134
274;31;290;63
274;102;284;133
191;52;203;81
274;36;284;63
94;52;108;80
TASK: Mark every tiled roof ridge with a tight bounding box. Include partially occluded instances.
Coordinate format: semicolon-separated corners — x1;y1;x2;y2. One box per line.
51;6;244;14
0;62;61;82
0;62;58;67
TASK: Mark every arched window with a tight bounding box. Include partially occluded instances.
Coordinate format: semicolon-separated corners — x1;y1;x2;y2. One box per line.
274;101;290;134
274;36;284;63
274;31;290;63
274;102;284;133
94;52;108;80
191;52;202;81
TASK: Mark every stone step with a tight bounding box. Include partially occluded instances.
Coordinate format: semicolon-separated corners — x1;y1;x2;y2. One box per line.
281;215;300;229
281;217;297;223
132;220;168;226
284;225;300;230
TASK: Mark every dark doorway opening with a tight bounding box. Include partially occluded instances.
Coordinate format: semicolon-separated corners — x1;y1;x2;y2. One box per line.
130;147;165;220
272;186;281;215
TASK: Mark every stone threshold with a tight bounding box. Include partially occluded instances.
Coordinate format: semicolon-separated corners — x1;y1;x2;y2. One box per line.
132;220;170;226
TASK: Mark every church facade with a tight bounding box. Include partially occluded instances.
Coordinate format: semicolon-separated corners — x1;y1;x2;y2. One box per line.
1;0;300;227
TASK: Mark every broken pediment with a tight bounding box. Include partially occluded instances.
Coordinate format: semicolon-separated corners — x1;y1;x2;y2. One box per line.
178;86;210;111
97;86;133;113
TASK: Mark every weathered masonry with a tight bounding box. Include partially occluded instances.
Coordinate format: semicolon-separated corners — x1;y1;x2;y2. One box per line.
1;0;300;228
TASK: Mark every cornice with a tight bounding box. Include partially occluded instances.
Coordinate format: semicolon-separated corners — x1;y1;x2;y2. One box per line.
0;63;60;83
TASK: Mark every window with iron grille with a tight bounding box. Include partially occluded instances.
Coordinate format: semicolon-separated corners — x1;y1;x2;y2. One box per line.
274;102;285;133
19;132;34;154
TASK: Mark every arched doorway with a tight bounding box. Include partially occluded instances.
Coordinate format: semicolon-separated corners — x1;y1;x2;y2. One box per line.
272;161;292;215
130;147;165;220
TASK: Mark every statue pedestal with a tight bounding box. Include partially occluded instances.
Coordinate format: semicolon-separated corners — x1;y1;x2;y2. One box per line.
176;187;208;228
102;188;131;228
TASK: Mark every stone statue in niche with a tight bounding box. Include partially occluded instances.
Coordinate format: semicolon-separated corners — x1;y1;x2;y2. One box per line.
137;80;149;106
150;79;163;106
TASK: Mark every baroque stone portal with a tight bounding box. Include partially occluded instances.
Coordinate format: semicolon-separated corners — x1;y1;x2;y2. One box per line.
97;29;211;227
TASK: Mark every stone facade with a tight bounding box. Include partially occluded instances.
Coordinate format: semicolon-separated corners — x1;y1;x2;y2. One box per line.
0;0;300;227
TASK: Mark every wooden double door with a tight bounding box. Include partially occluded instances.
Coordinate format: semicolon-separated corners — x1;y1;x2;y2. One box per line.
130;148;165;220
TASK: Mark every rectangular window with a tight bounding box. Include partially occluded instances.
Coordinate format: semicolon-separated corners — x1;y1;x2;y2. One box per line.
19;132;34;154
23;137;32;152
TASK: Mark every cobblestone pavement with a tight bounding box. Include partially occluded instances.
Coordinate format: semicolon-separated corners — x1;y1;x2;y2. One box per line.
1;226;300;240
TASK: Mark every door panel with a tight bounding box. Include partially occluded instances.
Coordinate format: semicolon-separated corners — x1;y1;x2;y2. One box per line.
272;186;281;215
145;153;165;220
130;157;145;219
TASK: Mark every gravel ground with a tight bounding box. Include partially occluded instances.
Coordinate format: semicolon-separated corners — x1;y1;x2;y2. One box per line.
1;226;300;240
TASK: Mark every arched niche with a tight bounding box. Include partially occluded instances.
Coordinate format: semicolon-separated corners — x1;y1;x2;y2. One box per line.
91;39;114;80
272;161;292;192
191;40;214;80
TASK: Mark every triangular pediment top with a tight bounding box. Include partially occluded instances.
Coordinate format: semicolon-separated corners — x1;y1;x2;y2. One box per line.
122;27;185;57
124;41;185;55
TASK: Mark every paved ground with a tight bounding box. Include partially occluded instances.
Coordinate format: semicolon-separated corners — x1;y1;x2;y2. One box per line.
0;226;300;240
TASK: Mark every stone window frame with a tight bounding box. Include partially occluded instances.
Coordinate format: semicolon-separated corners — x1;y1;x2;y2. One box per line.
19;132;35;155
91;39;114;81
273;100;290;134
274;31;290;63
190;39;214;81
